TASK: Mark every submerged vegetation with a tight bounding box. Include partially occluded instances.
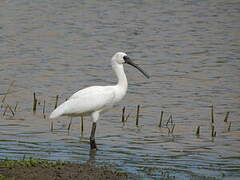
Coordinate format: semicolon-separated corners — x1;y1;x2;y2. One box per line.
0;80;234;138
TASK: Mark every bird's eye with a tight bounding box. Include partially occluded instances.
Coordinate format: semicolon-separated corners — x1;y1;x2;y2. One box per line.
123;56;130;61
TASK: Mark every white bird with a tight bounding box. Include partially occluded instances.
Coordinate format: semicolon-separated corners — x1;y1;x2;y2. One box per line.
50;52;149;150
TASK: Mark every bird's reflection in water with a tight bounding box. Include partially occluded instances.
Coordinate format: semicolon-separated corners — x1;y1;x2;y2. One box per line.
88;150;97;164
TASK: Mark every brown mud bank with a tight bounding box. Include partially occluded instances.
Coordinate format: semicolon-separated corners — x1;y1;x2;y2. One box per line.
0;158;129;180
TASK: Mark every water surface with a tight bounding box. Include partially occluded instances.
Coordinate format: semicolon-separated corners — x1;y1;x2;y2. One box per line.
0;0;240;179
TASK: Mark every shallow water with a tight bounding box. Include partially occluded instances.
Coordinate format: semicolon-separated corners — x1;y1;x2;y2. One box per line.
0;0;240;179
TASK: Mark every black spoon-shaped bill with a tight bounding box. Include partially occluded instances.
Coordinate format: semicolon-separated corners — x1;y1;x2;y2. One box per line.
123;56;150;79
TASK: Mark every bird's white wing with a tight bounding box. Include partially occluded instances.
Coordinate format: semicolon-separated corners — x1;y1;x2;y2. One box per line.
69;86;104;100
50;86;115;119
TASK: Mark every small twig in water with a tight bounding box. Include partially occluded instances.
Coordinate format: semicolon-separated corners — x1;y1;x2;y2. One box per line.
224;112;230;122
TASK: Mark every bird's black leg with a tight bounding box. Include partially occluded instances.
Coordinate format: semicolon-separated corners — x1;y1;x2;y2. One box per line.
90;122;97;150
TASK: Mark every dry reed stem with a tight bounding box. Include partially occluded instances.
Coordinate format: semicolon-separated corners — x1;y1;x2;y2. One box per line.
159;111;164;128
166;115;173;126
136;105;140;126
43;100;46;114
227;122;231;132
14;102;18;113
196;126;200;136
50;122;53;132
211;124;216;137
170;124;176;134
54;95;59;109
121;106;125;123
68;118;72;134
33;92;37;113
81;116;84;133
125;113;131;122
3;105;8;116
224;112;230;122
211;105;214;124
2;102;15;116
1;80;15;104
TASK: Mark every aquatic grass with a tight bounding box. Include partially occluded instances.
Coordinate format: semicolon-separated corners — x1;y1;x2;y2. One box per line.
81;116;84;133
121;106;125;124
2;105;8;116
54;95;59;109
227;122;231;132
13;102;18;113
210;105;214;124
224;112;230;122
170;123;175;134
196;126;200;136
121;106;131;126
1;80;15;106
5;103;15;117
166;126;171;135
2;102;15;117
209;105;216;137
157;111;177;136
50;121;53;132
135;105;140;126
125;113;131;122
32;92;37;113
165;114;173;126
67;118;72;135
159;110;164;128
1;88;236;139
42;100;46;115
211;125;216;137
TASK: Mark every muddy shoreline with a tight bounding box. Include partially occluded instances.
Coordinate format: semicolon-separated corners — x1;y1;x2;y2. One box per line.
0;159;129;180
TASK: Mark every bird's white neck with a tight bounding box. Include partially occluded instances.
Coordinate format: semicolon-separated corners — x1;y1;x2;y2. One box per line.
112;62;128;90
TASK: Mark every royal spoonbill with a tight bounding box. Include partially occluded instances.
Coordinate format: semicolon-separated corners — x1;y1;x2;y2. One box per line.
50;52;150;150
